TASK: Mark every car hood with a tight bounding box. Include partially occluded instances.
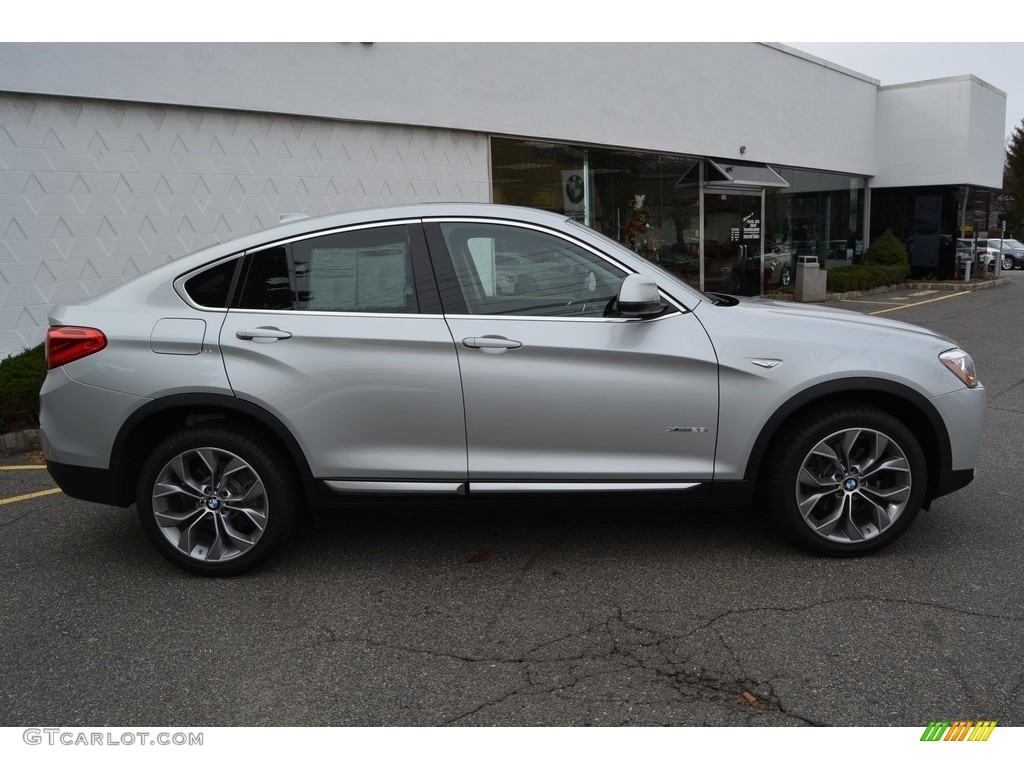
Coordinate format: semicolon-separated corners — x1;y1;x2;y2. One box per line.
705;295;958;346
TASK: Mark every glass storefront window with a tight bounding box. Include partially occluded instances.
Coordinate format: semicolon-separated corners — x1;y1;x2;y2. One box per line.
491;137;866;295
767;170;866;269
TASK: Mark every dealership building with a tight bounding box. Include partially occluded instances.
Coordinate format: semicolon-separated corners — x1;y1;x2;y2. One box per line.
0;42;1008;357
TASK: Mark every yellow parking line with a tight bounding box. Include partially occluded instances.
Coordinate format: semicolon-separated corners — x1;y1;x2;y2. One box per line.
0;488;62;506
870;291;969;315
0;465;48;471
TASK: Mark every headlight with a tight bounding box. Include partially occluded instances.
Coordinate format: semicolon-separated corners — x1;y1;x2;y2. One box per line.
940;348;979;388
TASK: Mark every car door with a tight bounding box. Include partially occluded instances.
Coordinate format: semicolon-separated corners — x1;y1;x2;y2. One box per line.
218;221;467;485
426;218;720;490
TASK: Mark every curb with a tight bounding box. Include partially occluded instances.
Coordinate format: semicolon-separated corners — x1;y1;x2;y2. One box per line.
768;276;1011;303
830;276;1010;301
2;429;40;454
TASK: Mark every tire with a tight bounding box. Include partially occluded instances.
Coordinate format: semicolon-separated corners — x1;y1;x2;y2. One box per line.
1003;256;1014;271
729;269;743;294
780;265;793;287
136;425;299;576
766;406;927;556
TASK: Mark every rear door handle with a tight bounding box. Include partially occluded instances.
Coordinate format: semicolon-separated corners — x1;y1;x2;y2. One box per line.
236;326;293;342
462;335;522;352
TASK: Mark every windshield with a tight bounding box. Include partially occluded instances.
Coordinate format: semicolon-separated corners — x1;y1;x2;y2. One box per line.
999;239;1023;249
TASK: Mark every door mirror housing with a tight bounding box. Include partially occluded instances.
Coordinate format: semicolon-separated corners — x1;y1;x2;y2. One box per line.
616;274;664;317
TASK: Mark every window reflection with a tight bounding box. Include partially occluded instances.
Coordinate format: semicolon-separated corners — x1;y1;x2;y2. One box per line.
491;137;866;294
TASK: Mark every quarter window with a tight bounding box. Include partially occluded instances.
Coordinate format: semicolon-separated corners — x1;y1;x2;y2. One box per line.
438;223;626;318
183;257;239;308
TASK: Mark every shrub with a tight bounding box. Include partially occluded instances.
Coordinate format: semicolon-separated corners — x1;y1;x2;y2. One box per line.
826;264;906;294
0;343;46;434
862;230;911;273
825;230;910;293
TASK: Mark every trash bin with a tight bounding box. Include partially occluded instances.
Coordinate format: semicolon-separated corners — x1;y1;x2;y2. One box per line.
794;255;827;302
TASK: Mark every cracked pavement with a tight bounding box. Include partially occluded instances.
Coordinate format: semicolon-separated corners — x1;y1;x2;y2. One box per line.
2;277;1022;727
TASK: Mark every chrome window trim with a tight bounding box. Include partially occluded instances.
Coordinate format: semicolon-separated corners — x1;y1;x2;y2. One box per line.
247;218;424;255
439;312;675;324
174;216;691;317
174;218;426;313
224;308;447;320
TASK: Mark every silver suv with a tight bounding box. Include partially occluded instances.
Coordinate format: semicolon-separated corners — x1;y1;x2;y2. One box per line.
40;204;986;575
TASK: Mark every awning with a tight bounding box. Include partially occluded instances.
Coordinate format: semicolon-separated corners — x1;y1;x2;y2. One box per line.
675;159;790;189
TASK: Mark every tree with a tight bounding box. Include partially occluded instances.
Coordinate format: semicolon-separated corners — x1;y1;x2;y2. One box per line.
1004;118;1024;237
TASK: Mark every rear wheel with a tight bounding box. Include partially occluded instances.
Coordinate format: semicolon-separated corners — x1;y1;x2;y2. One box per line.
136;425;298;575
767;406;927;556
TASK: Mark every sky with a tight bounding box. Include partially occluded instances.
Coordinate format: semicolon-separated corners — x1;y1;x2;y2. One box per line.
784;43;1023;142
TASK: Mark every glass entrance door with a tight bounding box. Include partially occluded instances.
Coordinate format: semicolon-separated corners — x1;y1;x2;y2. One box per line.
702;188;765;296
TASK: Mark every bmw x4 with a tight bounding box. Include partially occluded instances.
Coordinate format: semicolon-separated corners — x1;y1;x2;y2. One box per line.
40;204;986;575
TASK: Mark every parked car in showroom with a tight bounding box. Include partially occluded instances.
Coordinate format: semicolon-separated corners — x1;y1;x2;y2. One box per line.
41;204;986;575
764;244;795;287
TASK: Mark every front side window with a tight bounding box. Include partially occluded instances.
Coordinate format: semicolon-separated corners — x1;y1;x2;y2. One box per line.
439;222;626;318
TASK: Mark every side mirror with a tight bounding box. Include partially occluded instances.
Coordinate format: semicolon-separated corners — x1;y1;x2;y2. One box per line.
616;274;664;318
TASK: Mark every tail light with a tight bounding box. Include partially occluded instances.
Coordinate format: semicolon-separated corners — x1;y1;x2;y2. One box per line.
46;326;107;369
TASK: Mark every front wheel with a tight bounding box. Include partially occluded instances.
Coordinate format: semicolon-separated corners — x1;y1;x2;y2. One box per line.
136;425;299;575
766;406;927;556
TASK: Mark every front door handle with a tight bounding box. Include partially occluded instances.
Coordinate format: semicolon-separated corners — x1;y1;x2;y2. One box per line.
462;335;522;352
236;326;293;342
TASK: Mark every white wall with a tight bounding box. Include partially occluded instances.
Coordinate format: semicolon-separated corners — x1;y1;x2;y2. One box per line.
0;93;489;356
874;76;1006;188
0;42;882;175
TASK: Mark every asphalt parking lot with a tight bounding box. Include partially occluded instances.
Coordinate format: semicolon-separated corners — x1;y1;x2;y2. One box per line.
2;274;1022;729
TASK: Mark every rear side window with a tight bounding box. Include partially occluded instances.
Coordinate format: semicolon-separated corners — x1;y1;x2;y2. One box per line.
293;226;418;313
239;246;292;310
235;226;419;314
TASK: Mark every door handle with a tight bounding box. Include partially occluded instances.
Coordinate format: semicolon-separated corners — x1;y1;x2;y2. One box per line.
462;336;522;352
236;326;293;342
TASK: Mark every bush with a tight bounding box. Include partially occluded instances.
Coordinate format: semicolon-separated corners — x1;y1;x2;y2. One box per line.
0;343;46;434
827;264;907;294
825;230;910;293
862;230;911;272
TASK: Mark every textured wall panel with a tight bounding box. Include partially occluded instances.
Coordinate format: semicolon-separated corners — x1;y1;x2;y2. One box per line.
0;93;490;357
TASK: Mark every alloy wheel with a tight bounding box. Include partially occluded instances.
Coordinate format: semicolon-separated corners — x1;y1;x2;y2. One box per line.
150;447;269;563
794;427;912;544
